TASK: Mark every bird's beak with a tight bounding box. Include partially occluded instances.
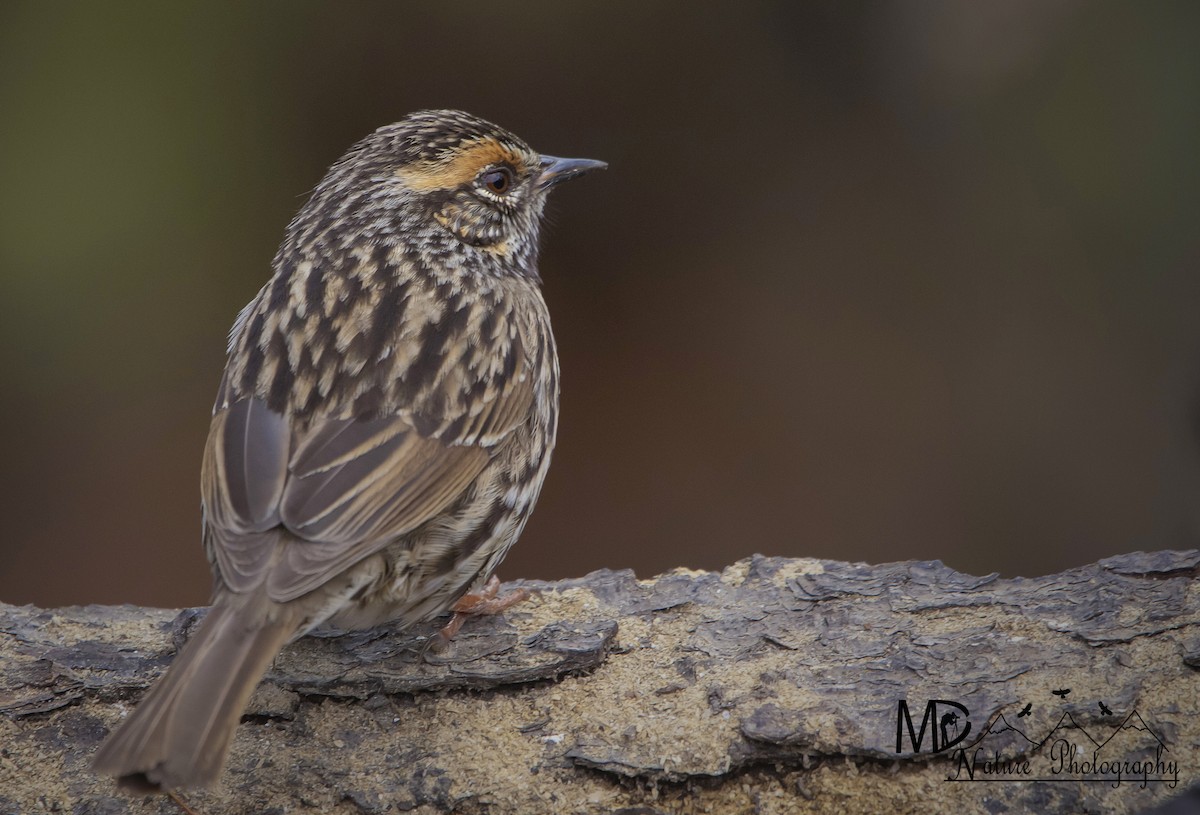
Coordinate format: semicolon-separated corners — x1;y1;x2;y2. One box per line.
537;155;607;190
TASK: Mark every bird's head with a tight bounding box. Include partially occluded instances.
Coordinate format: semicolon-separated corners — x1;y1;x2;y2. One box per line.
291;109;605;275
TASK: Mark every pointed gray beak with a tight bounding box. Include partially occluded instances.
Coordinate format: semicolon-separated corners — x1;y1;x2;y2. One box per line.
537;155;607;190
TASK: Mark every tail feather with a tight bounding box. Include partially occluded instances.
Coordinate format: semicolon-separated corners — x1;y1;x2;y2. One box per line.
92;597;298;791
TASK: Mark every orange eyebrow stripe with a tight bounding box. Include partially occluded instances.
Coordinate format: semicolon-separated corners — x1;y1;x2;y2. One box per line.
397;139;523;192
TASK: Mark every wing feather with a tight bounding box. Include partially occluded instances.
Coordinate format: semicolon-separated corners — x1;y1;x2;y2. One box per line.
201;292;538;602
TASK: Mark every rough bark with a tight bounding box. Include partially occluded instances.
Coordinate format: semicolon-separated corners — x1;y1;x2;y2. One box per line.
2;552;1199;814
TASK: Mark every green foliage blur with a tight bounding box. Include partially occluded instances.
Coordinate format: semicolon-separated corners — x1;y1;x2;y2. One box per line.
2;2;1199;607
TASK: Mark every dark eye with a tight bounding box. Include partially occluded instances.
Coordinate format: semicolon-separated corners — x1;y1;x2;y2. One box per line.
481;167;513;195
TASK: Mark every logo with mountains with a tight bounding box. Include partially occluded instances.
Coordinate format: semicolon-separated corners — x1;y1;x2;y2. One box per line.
897;693;1180;790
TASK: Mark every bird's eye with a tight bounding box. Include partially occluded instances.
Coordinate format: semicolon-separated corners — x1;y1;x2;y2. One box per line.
481;167;514;195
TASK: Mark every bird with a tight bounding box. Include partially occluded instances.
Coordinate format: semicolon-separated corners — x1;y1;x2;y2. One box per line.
1052;688;1071;698
1017;703;1032;718
92;109;605;792
1099;701;1112;716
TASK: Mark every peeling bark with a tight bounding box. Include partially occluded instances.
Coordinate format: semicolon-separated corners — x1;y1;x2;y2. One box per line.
2;552;1199;814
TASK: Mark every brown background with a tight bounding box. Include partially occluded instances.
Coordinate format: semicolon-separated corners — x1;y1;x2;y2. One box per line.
2;2;1199;609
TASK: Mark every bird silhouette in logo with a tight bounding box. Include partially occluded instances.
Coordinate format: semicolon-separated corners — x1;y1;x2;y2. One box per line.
1017;703;1032;718
1052;688;1071;698
1098;701;1112;716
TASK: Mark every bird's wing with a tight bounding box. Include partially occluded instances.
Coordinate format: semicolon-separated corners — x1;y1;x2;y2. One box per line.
201;333;534;603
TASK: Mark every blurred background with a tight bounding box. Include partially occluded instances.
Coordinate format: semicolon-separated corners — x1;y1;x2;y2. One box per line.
2;2;1199;609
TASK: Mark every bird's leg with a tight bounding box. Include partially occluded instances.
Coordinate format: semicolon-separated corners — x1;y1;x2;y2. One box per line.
433;575;530;647
168;790;202;815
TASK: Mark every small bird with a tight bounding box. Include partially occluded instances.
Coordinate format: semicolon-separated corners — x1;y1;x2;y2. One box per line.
92;110;605;791
1017;703;1032;718
1052;688;1071;698
1099;701;1112;716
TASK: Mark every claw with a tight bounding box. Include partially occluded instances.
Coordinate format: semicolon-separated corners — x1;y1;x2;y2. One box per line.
168;790;202;815
432;576;531;649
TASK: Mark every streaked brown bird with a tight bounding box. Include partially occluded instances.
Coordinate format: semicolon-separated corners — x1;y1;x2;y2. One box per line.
92;109;605;791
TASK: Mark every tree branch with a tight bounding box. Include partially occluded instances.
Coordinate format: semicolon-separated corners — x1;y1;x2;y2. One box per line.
2;552;1199;814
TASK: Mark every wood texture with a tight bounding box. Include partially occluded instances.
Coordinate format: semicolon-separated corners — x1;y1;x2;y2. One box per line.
2;552;1199;814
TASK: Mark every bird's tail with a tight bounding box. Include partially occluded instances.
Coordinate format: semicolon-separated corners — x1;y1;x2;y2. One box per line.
92;595;298;791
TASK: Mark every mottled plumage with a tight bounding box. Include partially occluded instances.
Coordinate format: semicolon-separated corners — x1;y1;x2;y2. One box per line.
92;110;604;791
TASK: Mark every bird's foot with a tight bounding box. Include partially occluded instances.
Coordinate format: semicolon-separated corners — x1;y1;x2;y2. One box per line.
432;576;530;649
168;790;202;815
